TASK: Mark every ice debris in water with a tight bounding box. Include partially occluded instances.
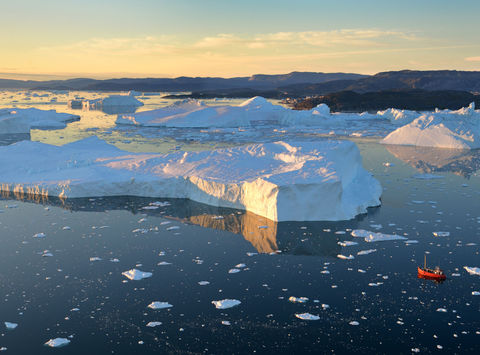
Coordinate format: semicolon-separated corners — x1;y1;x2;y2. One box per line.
221;320;231;326
212;299;241;309
433;231;450;237
436;308;447;312
295;313;320;321
337;254;355;260
464;267;480;276
33;232;46;238
122;269;152;280
148;302;173;310
357;249;377;255
349;321;360;326
146;322;162;327
472;291;480;296
44;338;70;348
289;296;309;303
89;257;102;262
198;281;210;286
351;229;407;242
338;241;358;247
228;268;241;274
4;322;17;330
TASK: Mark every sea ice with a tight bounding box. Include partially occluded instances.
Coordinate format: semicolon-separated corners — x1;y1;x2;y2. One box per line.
122;269;152;280
357;249;377;255
0;108;79;134
338;241;358;247
382;103;480;149
0;137;381;222
433;231;450;237
211;299;241;309
146;322;162;327
4;322;17;330
376;108;420;125
288;296;309;303
464;266;480;276
148;302;173;310
295;313;320;321
337;254;355;260
44;338;70;348
351;229;407;242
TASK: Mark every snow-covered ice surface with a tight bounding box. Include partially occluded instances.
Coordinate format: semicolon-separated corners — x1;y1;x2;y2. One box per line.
0;137;381;222
0;108;79;134
122;269;152;280
1;93;480;354
382;103;480;149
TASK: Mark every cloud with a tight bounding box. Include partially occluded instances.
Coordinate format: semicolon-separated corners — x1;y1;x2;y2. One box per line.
465;56;480;62
193;34;242;48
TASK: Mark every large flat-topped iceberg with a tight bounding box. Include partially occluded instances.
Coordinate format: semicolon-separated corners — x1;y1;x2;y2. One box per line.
381;103;480;149
0;137;381;222
0;108;80;134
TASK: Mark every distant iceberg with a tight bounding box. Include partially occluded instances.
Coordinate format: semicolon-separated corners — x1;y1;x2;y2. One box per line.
0;108;79;134
0;137;381;222
73;94;144;114
381;103;480;149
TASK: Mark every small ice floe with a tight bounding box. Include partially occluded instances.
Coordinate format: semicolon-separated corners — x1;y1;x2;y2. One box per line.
351;229;407;242
198;281;210;286
138;218;147;223
295;313;320;321
451;273;461;277
338;241;358;247
411;348;420;353
433;231;450;237
122;269;152;280
110;258;120;263
464;266;480;276
157;261;171;266
0;347;6;351
349;321;359;326
357;249;377;255
368;282;383;287
235;263;246;268
89;257;102;262
436;308;447;312
322;304;330;309
41;250;53;257
221;320;231;326
70;308;80;312
321;270;330;274
335;231;346;234
44;338;70;348
405;240;418;244
148;302;173;310
212;299;241;309
4;322;17;330
141;206;159;210
62;226;71;230
160;221;171;225
166;226;180;231
228;268;241;274
358;269;367;273
383;162;394;167
33;232;46;238
472;291;480;296
132;228;148;234
337;254;354;260
150;201;170;207
146;321;162;327
288;296;309;303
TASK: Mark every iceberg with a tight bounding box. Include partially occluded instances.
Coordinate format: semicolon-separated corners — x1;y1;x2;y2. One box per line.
44;338;70;348
82;94;143;109
381;103;480;149
116;97;345;128
376;108;420;126
0;137;381;222
0;108;79;134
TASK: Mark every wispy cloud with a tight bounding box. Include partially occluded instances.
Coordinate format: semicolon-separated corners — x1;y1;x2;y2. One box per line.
465;56;480;61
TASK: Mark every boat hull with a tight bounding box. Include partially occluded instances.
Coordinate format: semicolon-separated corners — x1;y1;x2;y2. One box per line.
417;267;446;281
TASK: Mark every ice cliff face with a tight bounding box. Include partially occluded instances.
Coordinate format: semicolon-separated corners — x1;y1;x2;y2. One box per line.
382;103;480;149
0;137;381;222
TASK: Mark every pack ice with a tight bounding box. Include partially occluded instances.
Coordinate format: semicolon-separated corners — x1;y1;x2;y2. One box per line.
382;103;480;149
0;108;79;134
0;137;381;222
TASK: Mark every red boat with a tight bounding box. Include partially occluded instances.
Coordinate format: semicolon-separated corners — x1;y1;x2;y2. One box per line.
418;255;446;281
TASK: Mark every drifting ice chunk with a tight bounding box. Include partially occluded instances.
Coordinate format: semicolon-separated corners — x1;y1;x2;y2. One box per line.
148;302;173;310
0;138;381;222
464;266;480;276
146;321;162;327
376;108;419;126
4;322;17;330
357;249;377;255
122;269;152;280
351;229;407;242
381;103;480;149
212;299;241;309
433;231;450;237
295;313;320;321
337;254;355;260
289;296;309;303
0;108;79;134
338;241;358;247
44;338;70;348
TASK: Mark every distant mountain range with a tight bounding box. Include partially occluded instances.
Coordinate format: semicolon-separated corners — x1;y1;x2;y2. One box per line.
0;72;367;92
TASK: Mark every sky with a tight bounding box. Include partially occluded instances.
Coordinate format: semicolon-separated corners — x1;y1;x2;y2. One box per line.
1;0;480;79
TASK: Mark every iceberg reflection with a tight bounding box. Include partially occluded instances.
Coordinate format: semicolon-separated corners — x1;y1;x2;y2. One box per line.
385;144;480;178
